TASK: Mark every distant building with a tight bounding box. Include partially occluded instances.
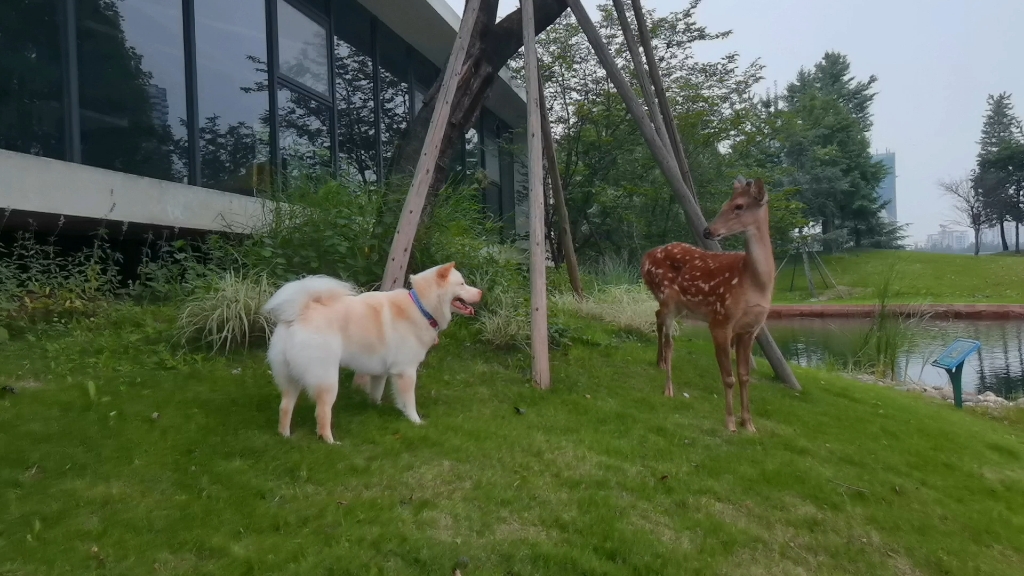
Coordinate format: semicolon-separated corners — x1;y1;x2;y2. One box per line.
927;224;970;251
145;85;169;128
872;150;897;222
979;227;1001;247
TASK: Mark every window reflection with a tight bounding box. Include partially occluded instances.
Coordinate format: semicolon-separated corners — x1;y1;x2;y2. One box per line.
195;0;270;194
0;1;65;160
333;0;377;183
278;85;331;180
499;126;516;233
377;24;409;173
464;126;480;173
77;0;187;182
481;110;501;184
277;0;329;96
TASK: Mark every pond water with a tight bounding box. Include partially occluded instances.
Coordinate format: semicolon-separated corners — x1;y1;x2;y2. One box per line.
761;318;1024;397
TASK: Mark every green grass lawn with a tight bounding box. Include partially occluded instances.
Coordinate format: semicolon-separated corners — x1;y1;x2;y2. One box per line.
2;307;1023;575
774;249;1024;304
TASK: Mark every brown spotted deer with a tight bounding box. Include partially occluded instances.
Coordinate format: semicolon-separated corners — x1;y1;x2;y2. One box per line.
641;177;775;433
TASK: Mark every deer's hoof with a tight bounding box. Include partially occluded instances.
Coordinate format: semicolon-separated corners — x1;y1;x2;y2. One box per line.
744;422;757;433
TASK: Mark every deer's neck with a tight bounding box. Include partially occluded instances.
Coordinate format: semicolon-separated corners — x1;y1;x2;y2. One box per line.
741;215;775;293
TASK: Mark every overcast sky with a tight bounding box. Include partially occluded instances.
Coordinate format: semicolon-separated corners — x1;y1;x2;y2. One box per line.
444;0;1024;242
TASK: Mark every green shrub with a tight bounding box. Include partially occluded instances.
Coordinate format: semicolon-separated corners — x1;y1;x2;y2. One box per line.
584;253;642;288
176;271;278;354
235;177;400;288
1;228;121;332
853;258;930;380
475;288;530;350
413;184;525;295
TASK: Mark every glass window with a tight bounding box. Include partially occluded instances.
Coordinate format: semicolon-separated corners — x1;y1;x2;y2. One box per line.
277;0;329;96
411;86;426;118
76;0;188;183
194;0;270;195
333;0;377;183
481;110;501;183
464;125;480;173
499;127;516;233
377;24;409;173
411;52;439;93
278;85;331;181
0;1;65;160
483;180;501;221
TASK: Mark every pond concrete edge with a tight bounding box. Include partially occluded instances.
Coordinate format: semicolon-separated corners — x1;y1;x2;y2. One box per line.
769;304;1024;320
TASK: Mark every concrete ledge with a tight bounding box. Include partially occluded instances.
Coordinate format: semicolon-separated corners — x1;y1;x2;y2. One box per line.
769;303;1024;320
0;151;268;233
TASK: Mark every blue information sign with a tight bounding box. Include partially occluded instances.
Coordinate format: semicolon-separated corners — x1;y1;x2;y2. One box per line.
930;338;981;409
930;339;981;371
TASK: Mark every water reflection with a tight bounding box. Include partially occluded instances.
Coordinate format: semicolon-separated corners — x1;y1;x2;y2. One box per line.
764;318;1024;397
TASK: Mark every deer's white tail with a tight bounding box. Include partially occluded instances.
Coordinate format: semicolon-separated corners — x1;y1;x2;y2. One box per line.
262;275;358;324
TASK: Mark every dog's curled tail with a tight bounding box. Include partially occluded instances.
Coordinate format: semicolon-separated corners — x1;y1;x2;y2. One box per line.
262;275;358;324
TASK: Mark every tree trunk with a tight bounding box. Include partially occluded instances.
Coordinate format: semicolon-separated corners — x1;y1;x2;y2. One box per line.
974;227;981;256
387;0;569;206
999;220;1009;251
802;250;818;299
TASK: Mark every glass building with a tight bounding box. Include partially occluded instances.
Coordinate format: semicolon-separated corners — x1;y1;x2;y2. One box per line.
872;151;897;223
0;0;527;235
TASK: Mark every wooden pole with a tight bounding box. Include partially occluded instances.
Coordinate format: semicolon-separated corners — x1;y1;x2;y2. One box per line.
565;0;801;391
629;0;696;195
380;0;483;291
610;0;671;154
566;0;706;246
522;0;551;389
802;249;818;299
539;76;584;300
814;251;846;298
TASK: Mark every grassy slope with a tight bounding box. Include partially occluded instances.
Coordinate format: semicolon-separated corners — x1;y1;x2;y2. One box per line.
774;249;1024;304
2;307;1023;575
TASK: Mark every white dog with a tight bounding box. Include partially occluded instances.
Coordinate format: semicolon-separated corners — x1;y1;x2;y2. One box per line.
262;262;483;443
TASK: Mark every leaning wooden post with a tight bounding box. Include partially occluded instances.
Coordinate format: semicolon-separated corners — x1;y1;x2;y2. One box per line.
610;0;671;152
380;0;482;291
629;0;697;195
522;0;551;389
539;75;584;300
565;0;801;391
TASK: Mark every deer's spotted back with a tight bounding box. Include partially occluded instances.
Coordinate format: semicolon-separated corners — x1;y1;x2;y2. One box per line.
641;243;745;319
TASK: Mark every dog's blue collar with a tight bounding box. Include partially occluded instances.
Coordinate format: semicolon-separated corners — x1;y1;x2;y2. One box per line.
409;289;439;331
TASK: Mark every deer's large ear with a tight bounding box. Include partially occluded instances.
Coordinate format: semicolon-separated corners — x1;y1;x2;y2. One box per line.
751;178;766;204
733;175;748;194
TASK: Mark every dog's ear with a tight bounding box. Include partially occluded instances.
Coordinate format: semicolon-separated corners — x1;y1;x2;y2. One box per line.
436;262;456;282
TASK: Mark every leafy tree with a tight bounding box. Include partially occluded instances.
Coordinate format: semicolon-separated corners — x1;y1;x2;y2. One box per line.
511;1;768;261
977;93;1022;159
977;141;1024;253
975;92;1023;251
940;174;988;256
769;53;897;251
784;52;878;132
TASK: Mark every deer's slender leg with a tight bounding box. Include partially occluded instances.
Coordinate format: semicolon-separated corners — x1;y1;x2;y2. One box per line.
655;308;667;369
710;324;737;432
735;331;757;433
659;307;676;397
664;326;675;398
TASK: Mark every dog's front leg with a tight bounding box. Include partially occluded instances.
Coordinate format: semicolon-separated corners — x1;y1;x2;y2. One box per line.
391;371;422;424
